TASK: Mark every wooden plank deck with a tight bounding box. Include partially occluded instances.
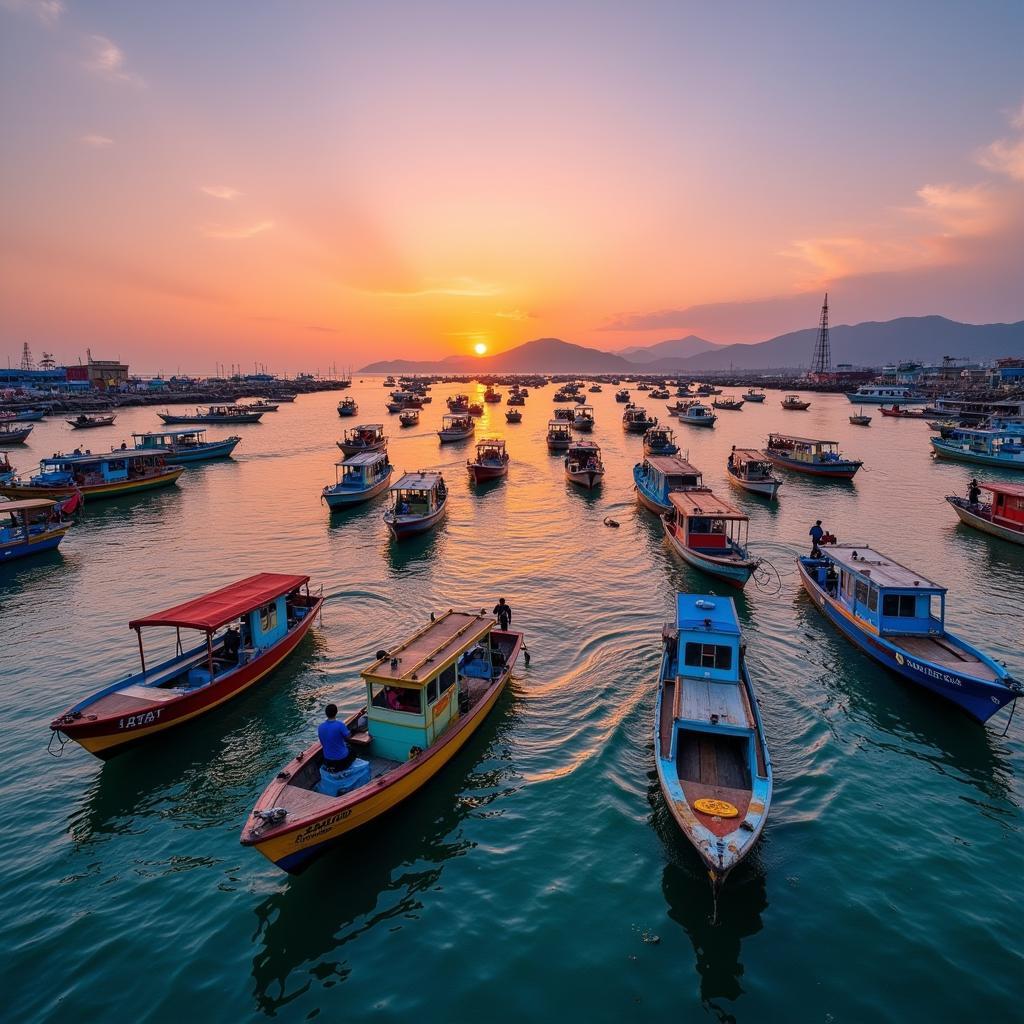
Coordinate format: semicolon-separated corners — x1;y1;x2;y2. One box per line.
678;679;749;726
900;636;997;680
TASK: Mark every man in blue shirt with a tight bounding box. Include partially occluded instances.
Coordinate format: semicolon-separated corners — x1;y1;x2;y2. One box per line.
318;704;354;772
809;520;824;556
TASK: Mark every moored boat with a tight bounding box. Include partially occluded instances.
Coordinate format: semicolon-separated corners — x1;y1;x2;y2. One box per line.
643;425;679;455
546;419;573;452
505;409;522;423
467;439;509;483
243;400;280;413
615;388;631;403
0;424;33;444
780;394;811;411
726;448;782;499
0;409;46;422
655;594;772;891
712;396;744;411
0;450;184;500
337;397;359;417
438;414;475;442
677;402;716;428
383;472;448;539
946;481;1024;545
338;423;388;456
322;451;393;508
623;406;657;433
159;405;264;424
468;402;484;417
572;404;595;432
797;545;1019;723
662;491;758;588
241;610;524;871
633;454;706;514
763;433;862;479
132;429;241;462
50;574;323;758
929;428;1024;470
399;409;420;427
564;440;604;488
849;414;872;426
507;392;525;407
0;498;73;563
880;405;927;418
483;387;502;403
67;412;117;429
846;385;926;405
0;451;15;484
743;388;766;402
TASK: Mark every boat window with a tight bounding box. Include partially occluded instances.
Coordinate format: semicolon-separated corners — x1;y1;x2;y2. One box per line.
867;587;878;612
882;594;917;617
370;683;422;714
259;601;278;632
426;677;439;704
929;594;942;620
854;580;868;606
439;664;457;693
683;643;732;670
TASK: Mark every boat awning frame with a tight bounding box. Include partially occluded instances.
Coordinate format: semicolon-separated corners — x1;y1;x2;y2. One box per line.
669;490;747;520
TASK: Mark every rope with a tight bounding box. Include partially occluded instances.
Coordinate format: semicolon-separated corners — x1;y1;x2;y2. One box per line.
46;729;69;758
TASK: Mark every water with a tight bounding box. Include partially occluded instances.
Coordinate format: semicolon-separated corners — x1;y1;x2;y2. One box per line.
3;384;1022;1022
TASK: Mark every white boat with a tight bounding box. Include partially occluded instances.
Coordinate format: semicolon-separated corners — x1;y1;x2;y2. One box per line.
726;448;782;499
564;441;604;488
846;385;926;405
678;402;717;428
322;451;393;508
437;414;475;442
572;405;595;432
383;472;448;539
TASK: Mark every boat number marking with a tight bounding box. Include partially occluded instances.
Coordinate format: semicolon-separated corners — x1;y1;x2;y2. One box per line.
896;654;963;688
117;709;162;729
295;809;352;844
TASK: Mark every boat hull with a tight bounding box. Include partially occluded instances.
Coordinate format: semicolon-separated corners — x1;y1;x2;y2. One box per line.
846;393;925;404
385;501;447;539
0;527;69;563
930;437;1024;470
662;519;754;588
323;472;392;508
946;496;1024;545
726;468;781;499
763;452;861;479
0;467;184;501
468;463;508;483
438;429;474;442
159;413;263;424
337;439;387;456
679;416;716;428
565;467;603;488
0;427;33;443
165;438;241;462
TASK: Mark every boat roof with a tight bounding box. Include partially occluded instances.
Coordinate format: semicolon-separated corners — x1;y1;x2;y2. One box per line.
362;611;494;687
133;429;206;439
731;448;769;461
128;572;310;631
767;433;837;445
547;419;571;427
569;441;600;450
0;498;57;513
477;437;505;447
981;481;1024;498
669;490;746;519
390;471;441;490
340;451;388;466
822;545;945;592
42;450;164;465
351;423;384;430
645;455;700;475
676;594;740;636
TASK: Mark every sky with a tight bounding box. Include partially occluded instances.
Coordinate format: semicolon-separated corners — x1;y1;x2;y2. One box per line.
1;0;1022;373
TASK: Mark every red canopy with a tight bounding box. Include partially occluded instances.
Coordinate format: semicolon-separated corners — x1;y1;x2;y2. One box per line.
129;573;309;631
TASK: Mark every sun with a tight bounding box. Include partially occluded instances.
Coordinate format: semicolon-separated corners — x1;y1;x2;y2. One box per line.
474;342;488;355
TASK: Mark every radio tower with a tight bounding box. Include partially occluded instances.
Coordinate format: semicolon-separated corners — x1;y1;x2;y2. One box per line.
811;294;831;375
20;341;34;371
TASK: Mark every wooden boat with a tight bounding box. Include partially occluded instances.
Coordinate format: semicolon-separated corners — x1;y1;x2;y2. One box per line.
743;388;766;402
399;409;419;427
695;384;721;396
678;402;717;428
623;406;657;433
764;433;862;479
637;382;652;392
483;387;502;403
553;389;573;403
798;546;1019;723
588;384;602;393
928;419;960;435
467;402;484;417
643;425;679;455
67;412;117;429
880;405;927;418
573;405;595;432
0;498;73;563
0;450;184;500
0;424;33;444
780;394;811;411
243;400;280;413
337;397;359;417
946;481;1024;545
615;388;631;403
553;407;575;422
384;472;448;539
438;414;475;442
0;409;45;422
564;441;604;488
930;428;1024;470
50;574;323;758
132;429;240;462
712;396;744;411
849;414;872;426
546;419;573;452
655;594;772;891
159;405;264;424
322;451;393;508
505;409;522;423
507;393;525;407
467;439;509;483
241;611;524;872
650;388;671;400
726;448;782;499
662;491;758;588
338;423;388;456
634;455;705;514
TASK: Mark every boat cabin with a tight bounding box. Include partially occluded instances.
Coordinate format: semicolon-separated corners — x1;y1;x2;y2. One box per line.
344;424;386;447
667;490;749;553
441;414;473;432
472;439;507;464
0;499;65;547
547;420;573;441
574;404;595;421
766;434;841;463
729;448;775;481
645;426;677;450
335;451;392;489
389;472;446;515
133;429;210;452
31;450;172;487
982;482;1024;530
640;455;703;493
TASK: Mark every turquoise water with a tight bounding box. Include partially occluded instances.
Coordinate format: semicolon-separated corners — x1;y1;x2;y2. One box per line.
3;384;1022;1022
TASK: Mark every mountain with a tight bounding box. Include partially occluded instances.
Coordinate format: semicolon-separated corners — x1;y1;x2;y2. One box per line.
619;335;718;362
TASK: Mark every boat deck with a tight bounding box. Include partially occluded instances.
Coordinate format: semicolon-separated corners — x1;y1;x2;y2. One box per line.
679;678;749;726
899;635;998;680
677;733;753;837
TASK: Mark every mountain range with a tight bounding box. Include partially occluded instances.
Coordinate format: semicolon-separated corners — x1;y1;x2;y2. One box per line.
360;316;1024;373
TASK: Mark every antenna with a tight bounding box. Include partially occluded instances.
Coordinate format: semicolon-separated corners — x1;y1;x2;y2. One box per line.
811;294;831;375
20;342;33;371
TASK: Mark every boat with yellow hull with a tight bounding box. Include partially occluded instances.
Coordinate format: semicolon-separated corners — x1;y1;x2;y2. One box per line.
242;611;523;872
0;450;184;501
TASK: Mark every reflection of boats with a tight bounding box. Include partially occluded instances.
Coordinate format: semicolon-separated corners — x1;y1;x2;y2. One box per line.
159;405;263;424
849;414;872;426
634;454;705;514
678;402;716;428
51;574;323;758
0;499;73;563
67;412;117;429
338;423;388;456
0;424;34;444
946;481;1024;545
623;406;657;433
241;610;524;871
132;429;240;462
644;425;678;455
764;433;862;479
726;448;782;499
546;419;573;452
564;440;604;488
337;397;358;417
743;388;766;402
930;428;1024;470
798;545;1019;722
384;472;448;539
662;490;757;588
322;451;393;508
505;409;522;424
398;409;419;427
780;394;810;411
572;405;595;431
655;594;772;892
0;450;184;500
437;414;475;442
467;438;509;483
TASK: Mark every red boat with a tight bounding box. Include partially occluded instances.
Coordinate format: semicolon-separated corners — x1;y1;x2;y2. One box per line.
50;574;323;759
880;405;927;418
467;438;509;483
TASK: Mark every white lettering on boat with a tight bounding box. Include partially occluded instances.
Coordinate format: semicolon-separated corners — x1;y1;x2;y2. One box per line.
117;709;163;729
898;656;963;688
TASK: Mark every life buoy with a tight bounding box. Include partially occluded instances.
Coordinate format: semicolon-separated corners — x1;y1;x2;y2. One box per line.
694;798;738;818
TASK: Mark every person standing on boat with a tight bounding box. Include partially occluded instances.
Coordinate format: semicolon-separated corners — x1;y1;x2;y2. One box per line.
967;478;981;505
319;704;355;772
809;520;824;557
493;598;512;631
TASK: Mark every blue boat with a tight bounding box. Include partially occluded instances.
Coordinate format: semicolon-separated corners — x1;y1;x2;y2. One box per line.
798;545;1019;723
633;455;705;514
655;594;772;891
643;425;678;455
0;499;72;563
132;429;241;463
929;428;1024;471
764;433;862;479
322;451;393;508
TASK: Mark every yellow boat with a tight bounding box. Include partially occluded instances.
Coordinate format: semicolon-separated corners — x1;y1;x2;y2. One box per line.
241;610;524;872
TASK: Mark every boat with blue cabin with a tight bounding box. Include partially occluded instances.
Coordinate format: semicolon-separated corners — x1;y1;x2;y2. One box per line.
764;433;862;479
846;385;926;405
384;472;448;539
322;451;393;508
132;429;241;462
634;454;705;514
662;490;758;588
929;428;1024;470
0;499;73;563
643;425;679;455
798;545;1019;723
0;450;184;500
655;594;772;891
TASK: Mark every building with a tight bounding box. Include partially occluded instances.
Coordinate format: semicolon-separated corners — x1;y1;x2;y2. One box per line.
65;356;130;390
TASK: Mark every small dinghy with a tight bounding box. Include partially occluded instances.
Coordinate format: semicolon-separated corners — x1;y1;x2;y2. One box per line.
780;394;811;411
338;424;388;456
438;414;475;442
383;472;448;539
564;441;604;489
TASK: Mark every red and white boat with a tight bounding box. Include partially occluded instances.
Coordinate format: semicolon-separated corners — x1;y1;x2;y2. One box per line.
946;481;1024;545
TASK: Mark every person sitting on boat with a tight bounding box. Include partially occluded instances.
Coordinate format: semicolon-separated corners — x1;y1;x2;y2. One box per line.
120;441;128;450
397;499;411;516
809;520;824;557
223;625;241;662
967;478;981;505
825;564;838;594
319;703;355;772
493;598;512;631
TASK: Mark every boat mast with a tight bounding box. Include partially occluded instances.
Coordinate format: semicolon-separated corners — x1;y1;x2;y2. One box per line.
811;293;832;375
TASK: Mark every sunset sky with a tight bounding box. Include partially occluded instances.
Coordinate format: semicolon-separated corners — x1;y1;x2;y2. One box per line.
2;1;1022;373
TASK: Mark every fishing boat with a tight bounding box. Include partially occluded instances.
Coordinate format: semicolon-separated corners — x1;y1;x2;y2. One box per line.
243;400;280;413
623;406;657;433
438;414;475;443
633;455;705;514
467;402;484;417
383;472;448;539
553;389;573;403
662;491;758;588
159;405;264;424
322;451;393;508
483;387;502;403
678;402;717;428
650;388;671;400
928;419;960;435
546;420;573;452
505;409;522;424
564;441;604;488
780;394;811;411
399;409;419;427
880;405;927;419
946;482;1024;545
507;392;525;407
929;428;1024;470
50;574;323;758
655;594;772;892
467;439;509;483
849;414;872;426
447;394;470;412
846;385;925;405
573;405;595;432
743;388;766;403
67;412;117;429
589;384;602;393
797;546;1019;723
338;424;388;456
241;610;524;871
764;433;862;479
0;499;73;563
644;425;679;455
0;409;45;422
615;388;631;403
637;382;652;392
712;396;744;411
0;450;184;500
553;407;575;422
726;448;782;499
132;429;241;462
0;424;33;444
337;397;359;417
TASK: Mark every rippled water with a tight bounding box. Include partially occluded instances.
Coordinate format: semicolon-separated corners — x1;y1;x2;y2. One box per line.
3;383;1022;1022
